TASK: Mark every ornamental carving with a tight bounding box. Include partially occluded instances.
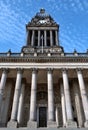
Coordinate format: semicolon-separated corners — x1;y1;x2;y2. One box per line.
27;9;57;26
22;46;63;54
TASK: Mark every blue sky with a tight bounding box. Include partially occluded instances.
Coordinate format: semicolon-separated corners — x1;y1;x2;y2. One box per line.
0;0;88;52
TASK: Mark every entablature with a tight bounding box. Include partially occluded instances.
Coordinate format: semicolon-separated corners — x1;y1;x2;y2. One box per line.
0;54;88;63
26;26;58;30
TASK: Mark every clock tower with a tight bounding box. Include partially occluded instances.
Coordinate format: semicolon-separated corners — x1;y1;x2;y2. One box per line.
22;8;63;55
0;8;88;129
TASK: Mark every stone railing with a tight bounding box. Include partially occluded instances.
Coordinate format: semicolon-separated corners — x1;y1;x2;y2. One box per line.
0;52;88;63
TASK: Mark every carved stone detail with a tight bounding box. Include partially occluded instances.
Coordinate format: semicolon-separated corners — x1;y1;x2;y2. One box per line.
27;9;57;26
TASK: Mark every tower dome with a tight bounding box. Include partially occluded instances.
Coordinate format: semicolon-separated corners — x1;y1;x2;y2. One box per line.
36;8;49;18
28;9;57;25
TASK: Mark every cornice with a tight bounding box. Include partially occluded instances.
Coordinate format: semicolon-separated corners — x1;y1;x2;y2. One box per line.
0;56;88;63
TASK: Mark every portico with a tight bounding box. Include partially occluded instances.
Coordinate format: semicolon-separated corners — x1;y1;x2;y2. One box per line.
0;67;87;128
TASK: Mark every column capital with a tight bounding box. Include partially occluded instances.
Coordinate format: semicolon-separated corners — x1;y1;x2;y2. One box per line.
16;68;24;74
76;68;83;74
1;68;9;74
32;68;38;73
50;30;53;33
61;68;68;73
47;68;53;73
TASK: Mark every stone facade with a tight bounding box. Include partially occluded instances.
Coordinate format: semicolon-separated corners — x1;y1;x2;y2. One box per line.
0;9;88;129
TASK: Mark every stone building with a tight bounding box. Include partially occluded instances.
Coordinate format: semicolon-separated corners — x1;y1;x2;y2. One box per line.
0;9;88;129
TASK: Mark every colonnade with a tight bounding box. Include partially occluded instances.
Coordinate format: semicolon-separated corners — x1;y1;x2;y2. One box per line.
0;68;88;128
27;30;59;46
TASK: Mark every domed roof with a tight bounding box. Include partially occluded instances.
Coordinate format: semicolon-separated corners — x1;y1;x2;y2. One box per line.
28;9;57;25
36;8;49;19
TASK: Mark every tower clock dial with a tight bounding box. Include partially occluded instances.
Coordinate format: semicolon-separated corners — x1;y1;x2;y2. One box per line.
39;20;46;23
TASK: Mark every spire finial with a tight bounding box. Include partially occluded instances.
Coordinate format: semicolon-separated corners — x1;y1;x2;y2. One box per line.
40;8;45;13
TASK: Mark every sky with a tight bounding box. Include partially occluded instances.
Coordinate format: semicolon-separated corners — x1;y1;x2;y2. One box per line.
0;0;88;53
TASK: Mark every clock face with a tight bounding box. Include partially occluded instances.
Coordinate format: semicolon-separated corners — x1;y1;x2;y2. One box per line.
39;20;46;23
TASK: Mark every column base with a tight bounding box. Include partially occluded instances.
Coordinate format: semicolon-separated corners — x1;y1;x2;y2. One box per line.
0;123;6;127
84;121;88;127
47;121;57;128
7;120;17;128
66;120;77;128
27;120;37;128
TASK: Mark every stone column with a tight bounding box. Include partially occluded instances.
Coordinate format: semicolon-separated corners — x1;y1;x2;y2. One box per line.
27;69;37;128
0;81;12;127
60;82;67;127
44;30;47;46
31;30;35;46
47;69;54;121
17;82;25;126
50;30;53;46
47;69;56;127
55;30;59;46
8;69;23;128
62;69;77;127
26;30;29;45
73;81;84;127
38;30;40;46
0;69;8;113
56;106;59;127
77;69;88;127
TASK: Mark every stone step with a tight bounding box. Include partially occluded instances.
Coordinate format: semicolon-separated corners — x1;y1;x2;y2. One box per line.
0;128;88;130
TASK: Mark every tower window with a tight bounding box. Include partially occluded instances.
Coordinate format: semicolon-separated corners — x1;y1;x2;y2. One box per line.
34;31;38;46
47;31;50;46
27;30;32;45
40;31;44;46
53;31;56;46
